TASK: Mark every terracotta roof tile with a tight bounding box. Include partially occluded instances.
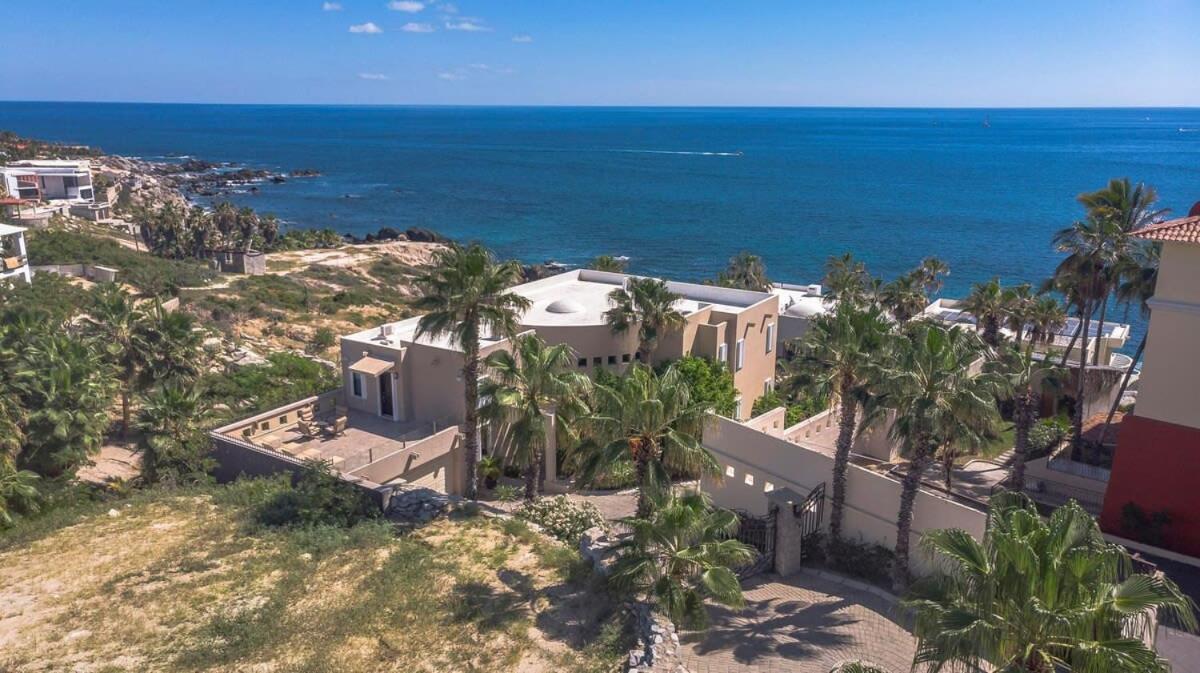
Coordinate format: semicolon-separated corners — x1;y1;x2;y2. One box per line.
1133;215;1200;245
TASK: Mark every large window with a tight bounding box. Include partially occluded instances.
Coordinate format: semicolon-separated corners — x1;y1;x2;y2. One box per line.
717;342;727;363
351;371;365;398
735;339;745;371
765;323;775;354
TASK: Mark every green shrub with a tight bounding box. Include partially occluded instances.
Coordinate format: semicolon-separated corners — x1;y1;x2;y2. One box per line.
1027;417;1068;459
310;327;336;351
806;534;896;589
659;356;736;417
588;459;636;490
515;495;605;544
202;352;338;418
492;484;522;502
25;229;216;295
256;460;378;528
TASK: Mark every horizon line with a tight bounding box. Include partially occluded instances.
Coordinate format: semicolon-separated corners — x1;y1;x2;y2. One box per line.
2;99;1198;111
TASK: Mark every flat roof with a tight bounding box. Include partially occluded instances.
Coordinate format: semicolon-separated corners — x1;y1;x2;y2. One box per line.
513;269;775;328
771;282;828;319
344;268;776;350
0;223;28;236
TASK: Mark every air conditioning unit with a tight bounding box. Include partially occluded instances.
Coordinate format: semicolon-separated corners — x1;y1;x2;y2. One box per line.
806;284;823;296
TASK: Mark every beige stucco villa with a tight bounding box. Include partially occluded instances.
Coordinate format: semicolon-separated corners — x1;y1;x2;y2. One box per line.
210;268;780;504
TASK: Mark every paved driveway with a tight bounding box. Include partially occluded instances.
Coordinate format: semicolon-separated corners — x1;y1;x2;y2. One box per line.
680;572;917;673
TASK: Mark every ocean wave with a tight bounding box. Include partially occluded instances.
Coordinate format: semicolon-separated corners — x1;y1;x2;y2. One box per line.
608;148;743;157
1180;128;1198;133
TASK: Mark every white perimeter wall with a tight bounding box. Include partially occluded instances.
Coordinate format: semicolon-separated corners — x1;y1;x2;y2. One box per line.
700;414;987;575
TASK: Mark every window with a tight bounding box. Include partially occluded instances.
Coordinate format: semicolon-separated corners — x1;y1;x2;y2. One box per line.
63;176;78;188
351;372;365;398
608;355;617;365
765;323;775;354
593;356;603;367
764;378;774;395
634;352;643;362
734;398;743;419
622;353;631;363
577;357;588;368
717;342;728;363
735;339;745;371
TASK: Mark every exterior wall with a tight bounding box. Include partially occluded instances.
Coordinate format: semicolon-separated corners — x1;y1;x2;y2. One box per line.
714;295;780;419
340;340;406;419
1101;414;1200;556
701;414;987;576
349;426;463;494
527;322;642;374
1025;452;1109;512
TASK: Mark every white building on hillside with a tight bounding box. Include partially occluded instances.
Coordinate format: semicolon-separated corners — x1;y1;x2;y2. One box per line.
0;224;31;285
1;160;95;203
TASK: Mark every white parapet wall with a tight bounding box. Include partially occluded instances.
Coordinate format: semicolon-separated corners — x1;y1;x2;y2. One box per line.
701;413;987;576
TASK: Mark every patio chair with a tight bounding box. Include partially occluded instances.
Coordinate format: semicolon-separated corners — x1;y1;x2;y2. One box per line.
323;415;348;438
296;419;321;439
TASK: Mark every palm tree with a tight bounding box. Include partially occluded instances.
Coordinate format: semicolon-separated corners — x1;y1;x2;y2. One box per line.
1025;295;1067;348
604;277;685;364
912;257;950;295
907;492;1196;673
1097;241;1159;445
1052;216;1124;450
713;251;770;292
610;490;755;630
864;324;999;590
85;283;149;438
11;333;115;477
962;278;1006;347
136;381;213;484
999;283;1034;342
879;273;926;324
990;345;1063;491
795;302;890;546
823;253;873;306
480;334;589;500
587;255;628;273
413;243;531;500
137;302;205;385
575;364;717;517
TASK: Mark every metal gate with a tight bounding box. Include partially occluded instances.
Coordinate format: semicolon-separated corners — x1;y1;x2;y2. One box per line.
727;508;776;578
796;482;825;555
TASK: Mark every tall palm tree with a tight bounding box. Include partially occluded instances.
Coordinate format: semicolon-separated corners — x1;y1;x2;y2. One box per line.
989;345;1063;491
413;243;532;500
1075;179;1166;367
962;278;1006;347
864;324;999;590
480;334;590;500
823;253;873;306
907;492;1196;673
912;256;950;295
137;302;205;386
1052;216;1124;450
136;381;213;484
999;283;1034;342
575;364;717;517
714;251;770;292
1025;295;1068;348
1097;241;1159;445
604;277;685;364
880;273;927;324
610;490;755;630
85;283;149;438
795;302;890;546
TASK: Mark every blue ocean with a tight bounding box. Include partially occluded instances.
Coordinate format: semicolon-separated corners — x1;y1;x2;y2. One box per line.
3;103;1199;346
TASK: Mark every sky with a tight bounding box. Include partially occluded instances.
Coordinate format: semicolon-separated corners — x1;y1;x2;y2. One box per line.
5;1;1199;107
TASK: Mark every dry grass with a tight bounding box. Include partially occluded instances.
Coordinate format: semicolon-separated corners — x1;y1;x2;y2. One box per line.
0;485;629;673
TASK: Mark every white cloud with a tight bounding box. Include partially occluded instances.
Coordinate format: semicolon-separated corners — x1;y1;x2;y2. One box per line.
445;20;489;32
322;2;343;10
387;1;425;12
511;34;533;43
437;71;467;81
437;2;458;13
349;22;383;33
402;22;434;32
358;73;389;80
469;63;514;74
